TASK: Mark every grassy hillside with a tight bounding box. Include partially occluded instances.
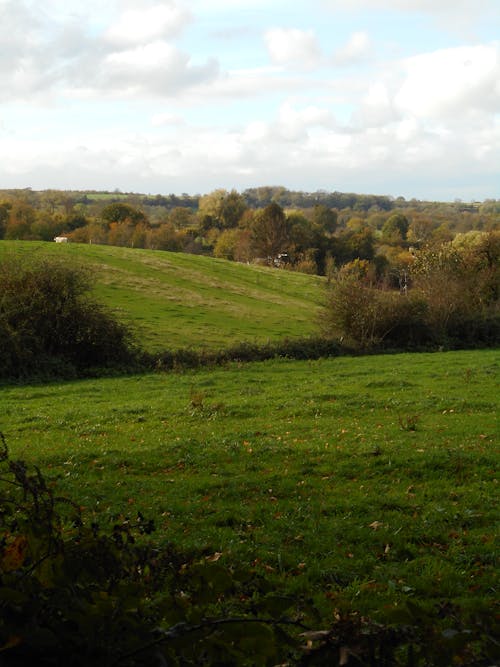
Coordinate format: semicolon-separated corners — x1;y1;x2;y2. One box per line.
2;349;498;625
0;241;323;351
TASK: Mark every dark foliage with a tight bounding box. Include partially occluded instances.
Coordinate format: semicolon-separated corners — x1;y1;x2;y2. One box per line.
152;336;346;371
0;256;136;379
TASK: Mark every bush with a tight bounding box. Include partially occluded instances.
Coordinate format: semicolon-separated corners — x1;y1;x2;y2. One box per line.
322;237;500;350
0;256;136;379
321;276;431;349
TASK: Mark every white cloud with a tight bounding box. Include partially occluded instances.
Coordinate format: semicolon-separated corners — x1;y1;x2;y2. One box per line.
394;44;500;118
0;0;498;200
320;0;497;15
333;31;372;65
150;112;184;127
72;41;220;98
105;3;191;46
276;102;335;140
264;28;322;69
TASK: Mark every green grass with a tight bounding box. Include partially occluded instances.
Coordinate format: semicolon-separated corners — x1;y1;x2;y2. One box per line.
0;241;322;351
2;349;498;621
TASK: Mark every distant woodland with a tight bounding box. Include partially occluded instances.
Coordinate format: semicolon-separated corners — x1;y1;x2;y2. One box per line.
0;186;498;279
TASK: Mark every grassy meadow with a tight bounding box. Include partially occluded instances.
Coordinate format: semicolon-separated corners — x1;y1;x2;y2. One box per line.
2;349;498;622
0;241;322;351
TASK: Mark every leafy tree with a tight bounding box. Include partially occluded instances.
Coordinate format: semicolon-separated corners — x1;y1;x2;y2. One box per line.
336;227;375;264
311;204;337;234
101;202;148;227
198;189;247;229
64;211;89;231
407;215;434;245
411;233;500;339
0;201;12;239
152;223;183;251
250;202;289;260
169;206;195;228
4;201;36;240
381;213;409;244
30;211;65;241
213;228;240;260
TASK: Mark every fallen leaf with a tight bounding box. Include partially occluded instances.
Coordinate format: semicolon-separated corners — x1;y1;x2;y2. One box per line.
369;521;383;530
205;552;223;562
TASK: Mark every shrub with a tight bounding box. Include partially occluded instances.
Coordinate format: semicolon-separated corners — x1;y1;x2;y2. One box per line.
322;236;500;350
0;255;136;379
321;276;431;349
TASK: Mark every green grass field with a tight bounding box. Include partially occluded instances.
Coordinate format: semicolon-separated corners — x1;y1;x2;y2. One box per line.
0;241;322;351
2;349;498;622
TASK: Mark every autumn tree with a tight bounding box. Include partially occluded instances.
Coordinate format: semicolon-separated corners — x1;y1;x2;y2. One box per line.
0;202;12;239
101;202;148;227
250;202;289;261
169;206;195;229
381;213;409;245
4;202;36;240
311;204;337;234
152;223;183;251
198;189;247;229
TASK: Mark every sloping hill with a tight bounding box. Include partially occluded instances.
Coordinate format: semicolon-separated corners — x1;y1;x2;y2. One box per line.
0;241;323;351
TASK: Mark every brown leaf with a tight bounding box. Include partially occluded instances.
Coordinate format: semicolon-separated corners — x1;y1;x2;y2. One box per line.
369;521;383;530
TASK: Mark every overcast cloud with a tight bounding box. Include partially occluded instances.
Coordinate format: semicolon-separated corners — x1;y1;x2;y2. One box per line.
0;0;498;200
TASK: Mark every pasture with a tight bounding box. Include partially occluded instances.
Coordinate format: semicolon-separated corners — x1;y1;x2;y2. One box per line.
0;241;322;351
2;349;498;622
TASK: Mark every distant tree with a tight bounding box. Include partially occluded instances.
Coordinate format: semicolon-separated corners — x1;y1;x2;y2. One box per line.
101;202;148;227
30;211;65;241
250;202;289;261
64;211;89;231
4;201;36;239
213;228;240;260
152;223;183;251
338;227;375;264
169;206;195;229
381;213;409;244
311;204;337;234
108;221;135;247
345;216;365;232
0;201;12;239
407;215;434;245
198;189;247;229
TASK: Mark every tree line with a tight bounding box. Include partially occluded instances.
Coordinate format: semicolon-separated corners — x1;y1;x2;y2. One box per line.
0;187;498;277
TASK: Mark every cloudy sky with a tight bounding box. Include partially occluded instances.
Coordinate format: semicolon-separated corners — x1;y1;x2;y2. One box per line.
1;0;499;201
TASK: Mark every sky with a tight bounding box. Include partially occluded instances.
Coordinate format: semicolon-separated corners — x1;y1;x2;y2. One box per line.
1;0;499;201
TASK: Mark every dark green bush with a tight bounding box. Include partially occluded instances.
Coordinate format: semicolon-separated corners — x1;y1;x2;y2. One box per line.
0;256;136;378
153;337;345;372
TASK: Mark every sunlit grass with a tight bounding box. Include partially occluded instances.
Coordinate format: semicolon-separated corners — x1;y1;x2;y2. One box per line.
2;348;498;620
0;241;322;350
